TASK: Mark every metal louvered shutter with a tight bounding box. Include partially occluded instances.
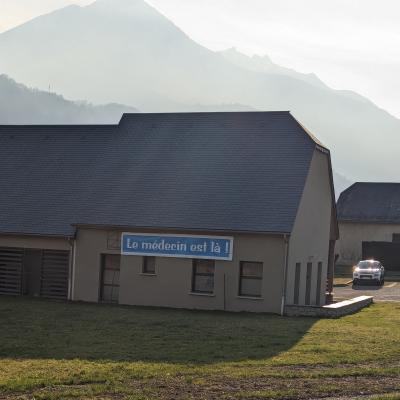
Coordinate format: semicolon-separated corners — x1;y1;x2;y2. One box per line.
40;250;69;299
0;247;24;295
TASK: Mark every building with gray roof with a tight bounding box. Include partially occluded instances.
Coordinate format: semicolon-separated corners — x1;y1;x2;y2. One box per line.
0;112;337;313
337;182;400;270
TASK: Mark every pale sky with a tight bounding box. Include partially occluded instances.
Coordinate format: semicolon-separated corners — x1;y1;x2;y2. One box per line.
1;0;399;118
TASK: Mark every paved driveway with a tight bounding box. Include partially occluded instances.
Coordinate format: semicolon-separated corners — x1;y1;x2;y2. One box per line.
334;281;400;302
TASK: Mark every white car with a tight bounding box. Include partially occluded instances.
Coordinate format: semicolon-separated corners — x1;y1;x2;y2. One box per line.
353;260;385;285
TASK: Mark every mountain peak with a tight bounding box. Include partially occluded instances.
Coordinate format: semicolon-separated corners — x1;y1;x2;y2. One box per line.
221;48;274;67
88;0;160;15
90;0;148;6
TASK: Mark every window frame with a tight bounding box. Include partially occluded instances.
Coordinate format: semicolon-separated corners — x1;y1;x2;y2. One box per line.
99;253;121;304
293;262;301;305
305;262;312;305
238;261;263;298
191;259;215;294
315;261;323;305
106;231;121;250
142;256;156;275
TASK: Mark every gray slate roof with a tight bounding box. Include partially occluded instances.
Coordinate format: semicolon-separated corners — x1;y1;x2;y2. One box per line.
337;182;400;223
0;112;320;236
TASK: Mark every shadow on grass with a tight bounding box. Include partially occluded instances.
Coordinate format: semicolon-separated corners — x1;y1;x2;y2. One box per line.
0;296;316;364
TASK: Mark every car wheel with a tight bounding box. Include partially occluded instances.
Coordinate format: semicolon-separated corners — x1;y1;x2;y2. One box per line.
353;279;357;286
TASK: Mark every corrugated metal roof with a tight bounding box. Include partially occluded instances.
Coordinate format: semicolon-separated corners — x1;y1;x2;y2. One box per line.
0;112;319;236
337;182;400;223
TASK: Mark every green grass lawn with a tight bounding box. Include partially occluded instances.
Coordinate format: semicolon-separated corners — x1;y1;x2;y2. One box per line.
0;297;399;400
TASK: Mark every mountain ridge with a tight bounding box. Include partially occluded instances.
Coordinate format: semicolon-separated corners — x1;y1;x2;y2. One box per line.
0;74;137;124
0;0;399;183
220;47;329;90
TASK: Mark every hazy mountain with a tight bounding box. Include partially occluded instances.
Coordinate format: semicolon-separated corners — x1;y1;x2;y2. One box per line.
181;103;256;112
0;75;136;124
220;48;328;90
0;0;399;182
332;171;353;198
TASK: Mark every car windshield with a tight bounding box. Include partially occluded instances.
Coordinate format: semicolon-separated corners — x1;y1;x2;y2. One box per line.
357;261;379;269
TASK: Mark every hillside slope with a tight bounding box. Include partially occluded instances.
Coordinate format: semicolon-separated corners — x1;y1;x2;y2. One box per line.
0;75;136;124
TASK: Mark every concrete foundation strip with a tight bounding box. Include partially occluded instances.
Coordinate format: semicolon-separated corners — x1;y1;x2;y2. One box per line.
285;296;373;317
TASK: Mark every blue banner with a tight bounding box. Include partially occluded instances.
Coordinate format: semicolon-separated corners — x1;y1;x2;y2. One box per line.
121;233;233;260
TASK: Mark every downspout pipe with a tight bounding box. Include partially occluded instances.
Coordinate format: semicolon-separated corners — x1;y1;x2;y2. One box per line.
67;230;77;301
280;234;290;316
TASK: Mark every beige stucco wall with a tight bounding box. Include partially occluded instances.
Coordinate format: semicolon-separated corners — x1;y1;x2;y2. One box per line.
286;148;333;306
73;228;286;314
0;235;70;250
336;222;400;266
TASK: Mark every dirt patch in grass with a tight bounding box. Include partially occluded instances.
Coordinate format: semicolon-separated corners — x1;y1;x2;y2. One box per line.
149;374;399;399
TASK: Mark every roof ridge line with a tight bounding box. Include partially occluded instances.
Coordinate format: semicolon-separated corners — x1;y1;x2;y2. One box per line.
289;113;328;151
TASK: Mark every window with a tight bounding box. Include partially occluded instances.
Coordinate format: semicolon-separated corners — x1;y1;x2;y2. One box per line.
239;262;263;297
393;233;400;242
142;256;156;274
293;263;301;305
192;259;215;294
305;262;312;305
315;262;323;305
100;254;120;303
107;231;121;250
